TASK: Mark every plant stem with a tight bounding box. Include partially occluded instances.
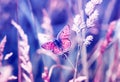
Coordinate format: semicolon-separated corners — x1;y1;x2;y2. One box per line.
81;29;88;82
18;40;22;82
63;54;75;70
15;0;21;81
73;41;83;82
73;0;83;80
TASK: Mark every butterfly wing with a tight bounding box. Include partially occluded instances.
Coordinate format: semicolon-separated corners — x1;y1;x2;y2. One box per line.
41;41;62;54
58;25;71;39
41;42;54;50
58;25;71;51
41;25;71;55
61;38;71;51
52;45;63;54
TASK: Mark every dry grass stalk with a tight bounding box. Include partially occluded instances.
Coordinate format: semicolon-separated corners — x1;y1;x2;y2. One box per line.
93;21;116;82
107;40;120;82
0;36;7;66
11;20;34;82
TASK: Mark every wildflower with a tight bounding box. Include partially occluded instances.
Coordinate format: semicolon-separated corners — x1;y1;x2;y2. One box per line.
79;21;86;29
90;9;99;20
85;1;95;16
73;14;81;26
91;0;103;5
86;9;99;28
84;35;93;46
72;24;80;33
72;14;82;33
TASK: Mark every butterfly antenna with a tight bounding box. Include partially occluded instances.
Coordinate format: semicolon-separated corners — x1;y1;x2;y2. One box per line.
63;53;75;70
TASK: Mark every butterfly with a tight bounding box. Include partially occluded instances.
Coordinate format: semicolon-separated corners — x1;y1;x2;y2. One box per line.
41;25;71;56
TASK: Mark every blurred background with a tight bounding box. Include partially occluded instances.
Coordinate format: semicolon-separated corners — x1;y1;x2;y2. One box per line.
0;0;120;82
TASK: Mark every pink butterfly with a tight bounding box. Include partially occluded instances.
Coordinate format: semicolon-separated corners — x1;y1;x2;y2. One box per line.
41;25;71;55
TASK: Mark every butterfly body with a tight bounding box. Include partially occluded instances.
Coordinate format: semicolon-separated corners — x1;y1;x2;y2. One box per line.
41;25;71;55
53;39;62;48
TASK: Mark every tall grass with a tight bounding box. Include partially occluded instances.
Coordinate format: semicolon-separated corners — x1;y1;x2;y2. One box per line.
0;0;120;82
